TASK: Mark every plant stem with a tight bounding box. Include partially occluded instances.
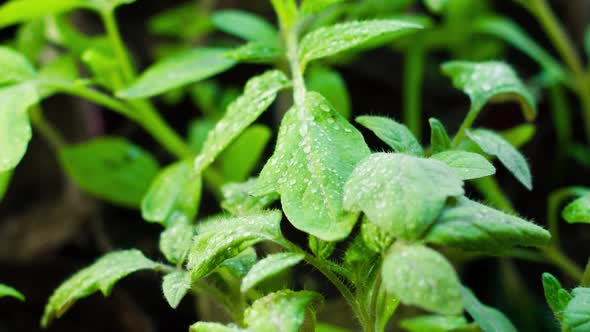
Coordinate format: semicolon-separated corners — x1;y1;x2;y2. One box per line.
403;44;425;141
451;107;478;146
540;246;583;281
29;106;66;152
581;259;590;287
548;85;573;154
101;11;135;82
472;177;515;212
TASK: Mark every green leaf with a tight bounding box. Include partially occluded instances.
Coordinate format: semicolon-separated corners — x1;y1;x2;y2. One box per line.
244;290;322;332
500;124;536;148
461;286;517;332
542;273;572;318
159;221;195;265
82;48;124;91
360;220;394;253
356;116;423;156
0;83;39;172
59;137;160;208
466;129;532;190
423;0;448;13
431;151;495;180
118;48;236;99
226;43;283;64
424;197;550;252
221;125;272;183
221;178;279;216
0;284;24;301
241;252;304;293
148;2;212;40
16;20;46;62
316;323;352;332
307;66;351;119
585;26;590;62
382;243;463;315
0;47;36;85
36;54;80;97
219;247;258;278
41;249;158;327
0;0;85;29
190;322;243;332
299;19;422;68
0;170;12;201
400;315;470;332
344;153;464;240
86;0;135;13
255;92;370;241
301;0;344;15
563;287;590;332
441;61;536;123
162;271;191;309
194;70;289;175
271;0;298;30
187;211;283;281
188;119;215;153
142;161;201;226
563;196;590;224
429;118;452;154
212;10;279;45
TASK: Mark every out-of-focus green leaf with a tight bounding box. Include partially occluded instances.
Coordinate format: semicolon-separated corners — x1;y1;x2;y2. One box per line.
16;20;46;62
0;284;24;301
0;46;36;85
301;0;344;15
431;151;495;180
429;118;452;154
221;125;272;183
212;10;279;45
41;250;158;327
563;287;590;332
461;286;517;332
36;55;79;97
563;196;590;224
356;116;423;156
400;315;470;332
500;124;536;148
188;119;215;153
241;253;304;293
0;0;85;28
221;178;279;216
82;48;123;90
315;323;351;332
423;0;448;13
190;322;242;332
226;43;283;64
382;243;463;315
118;48;236;99
148;3;212;40
0;170;12;202
162;271;191;309
59;137;160;208
307;66;351;119
271;0;298;30
159;221;194;265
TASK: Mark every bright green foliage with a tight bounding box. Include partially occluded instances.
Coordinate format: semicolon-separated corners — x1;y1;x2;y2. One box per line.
442;61;536;121
431;151;495;180
423;0;448;14
562;196;590;224
271;0;298;30
429;118;452;154
194;70;289;175
0;0;84;28
241;252;304;293
542;273;572;319
360;221;394;253
299;19;422;69
0;83;39;172
344;153;463;240
42;250;159;327
162;271;191;309
36;54;79;97
467;129;532;190
82;48;123;90
59;137;160;208
461;286;517;332
425;197;550;252
226;43;283;64
501;124;536;148
300;0;344;15
0;46;36;84
315;323;351;332
212;10;279;45
159;221;194;265
141;161;201;226
221;125;272;183
187;211;283;281
219;248;258;278
221;179;279;216
15;19;46;62
86;0;135;13
400;315;471;332
356;116;423;156
190;322;243;332
0;284;24;301
0;170;12;201
307;66;351;119
118;48;236;99
255;92;370;241
382;243;463;315
563;287;590;332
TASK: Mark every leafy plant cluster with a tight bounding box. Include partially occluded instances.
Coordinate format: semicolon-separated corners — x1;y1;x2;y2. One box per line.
1;0;590;331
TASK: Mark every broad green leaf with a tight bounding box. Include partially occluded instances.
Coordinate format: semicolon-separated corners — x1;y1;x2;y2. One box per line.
244;290;322;332
441;61;536;124
307;66;351;119
212;10;279;45
159;221;194;265
563;196;590;224
542;273;572;318
118;48;236;99
221;178;279;216
0;0;85;29
241;252;304;293
344;153;463;240
0;284;24;301
431;151;495;180
219;247;258;278
425;197;550;252
162;271;191;309
187;211;283;281
271;0;298;30
356;116;423;156
423;0;448;13
0;47;36;85
16;20;46;62
429;118;451;154
461;286;518;332
226;43;282;64
0;170;12;201
41;250;158;327
142;161;201;226
0;83;39;172
299;19;422;68
400;315;470;332
59;137;160;208
301;0;344;15
563;287;590;332
221;125;272;183
190;322;243;332
467;129;532;190
194;70;289;175
382;243;463;315
255;92;370;241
